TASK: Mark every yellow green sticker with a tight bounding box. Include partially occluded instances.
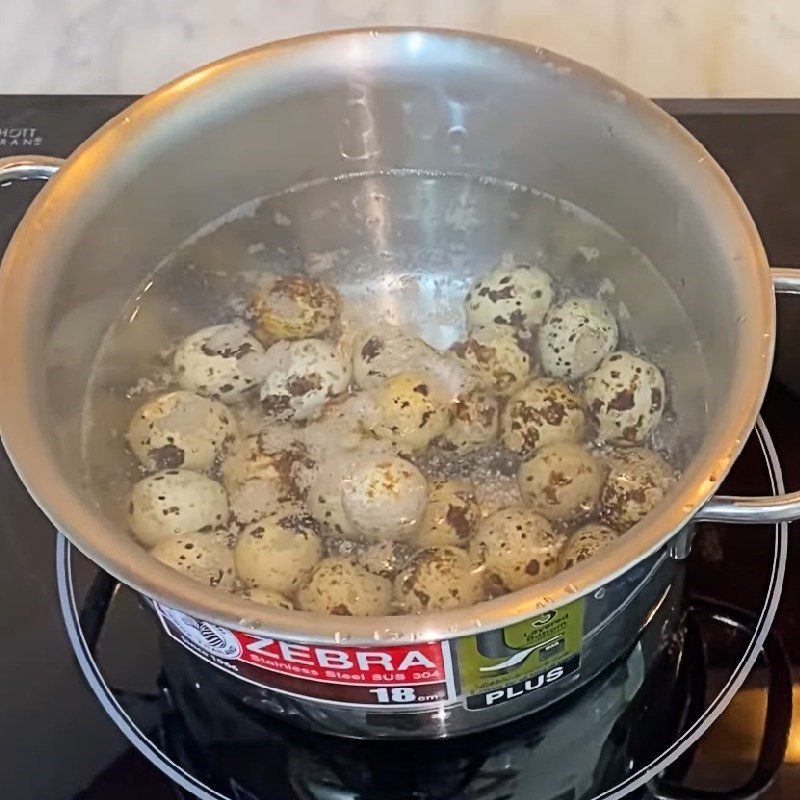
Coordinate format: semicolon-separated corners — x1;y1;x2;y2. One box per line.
455;599;585;710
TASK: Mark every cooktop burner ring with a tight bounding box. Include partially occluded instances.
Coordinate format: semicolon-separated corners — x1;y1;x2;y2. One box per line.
55;416;789;800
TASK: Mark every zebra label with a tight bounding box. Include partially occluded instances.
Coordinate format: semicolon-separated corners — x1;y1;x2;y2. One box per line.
155;603;457;708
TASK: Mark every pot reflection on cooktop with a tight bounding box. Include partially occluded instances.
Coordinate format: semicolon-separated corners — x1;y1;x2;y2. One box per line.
0;96;799;800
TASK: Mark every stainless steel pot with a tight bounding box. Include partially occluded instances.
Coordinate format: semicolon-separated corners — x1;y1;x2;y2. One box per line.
0;28;798;739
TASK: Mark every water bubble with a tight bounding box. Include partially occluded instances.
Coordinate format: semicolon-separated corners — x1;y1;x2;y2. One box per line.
447;125;468;154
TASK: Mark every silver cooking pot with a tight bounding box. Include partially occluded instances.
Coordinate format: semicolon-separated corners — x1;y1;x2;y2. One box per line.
0;29;798;739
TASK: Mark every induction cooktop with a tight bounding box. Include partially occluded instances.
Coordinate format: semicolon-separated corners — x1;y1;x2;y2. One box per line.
0;96;799;800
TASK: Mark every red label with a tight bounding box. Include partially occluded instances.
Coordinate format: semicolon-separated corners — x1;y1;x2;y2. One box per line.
238;635;446;684
156;603;455;708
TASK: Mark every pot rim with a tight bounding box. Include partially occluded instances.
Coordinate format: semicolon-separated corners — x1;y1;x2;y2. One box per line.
0;27;774;644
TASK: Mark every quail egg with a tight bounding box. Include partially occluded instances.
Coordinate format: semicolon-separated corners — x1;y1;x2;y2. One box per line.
436;385;499;452
370;372;452;452
450;326;532;396
259;339;351;421
173;322;264;402
559;523;619;570
517;442;606;522
500;378;586;456
539;298;619;379
351;324;437;389
305;442;393;537
583;351;666;444
470;506;566;591
242;587;296;610
234;501;323;595
297;557;394;616
600;448;676;531
126;390;238;472
220;426;312;496
356;539;414;580
128;469;230;547
228;481;285;529
306;455;359;537
303;392;379;458
341;455;428;541
151;531;235;590
416;481;481;548
465;264;554;330
394;546;485;613
249;275;339;342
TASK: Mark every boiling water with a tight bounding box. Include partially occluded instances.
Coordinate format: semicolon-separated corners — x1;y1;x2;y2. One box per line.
83;170;709;530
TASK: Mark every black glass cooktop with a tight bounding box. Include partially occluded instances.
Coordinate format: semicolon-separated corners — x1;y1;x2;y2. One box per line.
1;96;799;800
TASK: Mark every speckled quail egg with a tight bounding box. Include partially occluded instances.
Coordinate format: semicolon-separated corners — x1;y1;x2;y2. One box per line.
126;390;238;472
341;455;428;541
394;546;485;613
370;372;452;452
259;339;351;421
517;442;606;522
559;523;619;570
539;298;619;379
151;531;235;590
600;448;676;531
297;557;393;616
351;324;437;389
417;481;481;548
173;322;264;402
470;506;567;591
220;426;313;497
465;264;554;331
231;403;271;437
306;455;359;537
436;385;499;452
356;539;414;580
234;501;323;595
303;392;379;458
249;275;340;342
128;469;229;547
500;378;586;456
450;326;532;396
583;351;666;444
305;443;393;537
228;481;285;529
242;587;295;610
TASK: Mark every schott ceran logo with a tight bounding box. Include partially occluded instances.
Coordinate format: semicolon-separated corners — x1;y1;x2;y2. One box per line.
160;606;242;660
0;127;42;147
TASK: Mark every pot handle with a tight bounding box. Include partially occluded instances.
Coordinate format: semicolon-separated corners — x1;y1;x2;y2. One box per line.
0;154;64;182
696;267;800;523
